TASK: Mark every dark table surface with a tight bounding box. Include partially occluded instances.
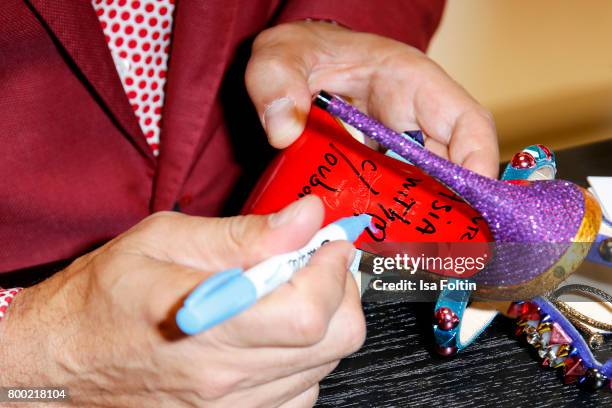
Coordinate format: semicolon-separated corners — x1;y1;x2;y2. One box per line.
316;138;612;408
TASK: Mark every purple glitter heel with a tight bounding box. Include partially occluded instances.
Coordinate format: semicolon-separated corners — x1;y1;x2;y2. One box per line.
314;91;601;299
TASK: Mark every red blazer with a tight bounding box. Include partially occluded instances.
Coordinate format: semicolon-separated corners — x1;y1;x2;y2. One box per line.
0;0;444;275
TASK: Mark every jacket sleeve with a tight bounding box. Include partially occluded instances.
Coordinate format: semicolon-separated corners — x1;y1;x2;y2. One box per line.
273;0;446;52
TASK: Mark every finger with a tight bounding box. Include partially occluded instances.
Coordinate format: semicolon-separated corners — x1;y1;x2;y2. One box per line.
462;149;499;178
246;25;315;148
409;69;499;177
447;110;500;178
203;274;364;387
211;241;355;347
132;195;325;272
277;385;320;408
423;137;450;160
220;363;333;408
316;50;499;178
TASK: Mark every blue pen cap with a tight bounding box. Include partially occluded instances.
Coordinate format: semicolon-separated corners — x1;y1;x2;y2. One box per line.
176;274;257;335
333;214;372;242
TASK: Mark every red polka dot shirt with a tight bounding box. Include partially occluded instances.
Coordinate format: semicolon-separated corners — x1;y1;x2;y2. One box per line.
92;0;175;156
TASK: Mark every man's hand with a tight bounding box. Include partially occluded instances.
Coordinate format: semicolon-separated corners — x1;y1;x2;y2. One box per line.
246;21;499;178
0;196;365;407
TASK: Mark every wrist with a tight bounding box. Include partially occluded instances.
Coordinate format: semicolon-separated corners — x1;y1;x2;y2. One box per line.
0;273;74;387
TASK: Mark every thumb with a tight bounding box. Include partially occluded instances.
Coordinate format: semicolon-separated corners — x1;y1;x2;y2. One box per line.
246;27;314;148
138;195;325;272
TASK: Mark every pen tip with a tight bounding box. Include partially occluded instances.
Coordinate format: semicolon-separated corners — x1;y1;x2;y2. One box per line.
334;214;372;242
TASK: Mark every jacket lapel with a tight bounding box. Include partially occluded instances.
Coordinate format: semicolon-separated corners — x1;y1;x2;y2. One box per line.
152;0;239;211
26;0;155;164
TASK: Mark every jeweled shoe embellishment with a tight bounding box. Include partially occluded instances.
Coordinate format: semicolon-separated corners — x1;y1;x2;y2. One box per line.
432;306;460;356
563;356;586;384
508;299;611;392
580;368;608;391
434;307;459;331
549;322;572;345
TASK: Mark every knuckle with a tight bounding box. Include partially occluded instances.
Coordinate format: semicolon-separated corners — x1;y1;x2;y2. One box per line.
253;23;303;50
478;108;496;128
320;360;340;378
248;26;310;87
322;264;348;296
382;50;430;72
302;385;320;407
247;51;301;85
217;214;267;259
252;26;277;49
110;211;182;253
464;107;497;138
222;216;254;255
339;305;367;354
246;52;283;83
196;368;244;400
141;211;179;232
291;296;329;345
293;363;335;403
312;246;351;288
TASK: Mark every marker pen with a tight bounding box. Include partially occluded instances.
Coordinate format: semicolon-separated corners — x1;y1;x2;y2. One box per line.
176;214;372;335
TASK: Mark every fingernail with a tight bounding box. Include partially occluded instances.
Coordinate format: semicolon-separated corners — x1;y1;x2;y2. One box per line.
268;197;308;228
263;97;302;147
